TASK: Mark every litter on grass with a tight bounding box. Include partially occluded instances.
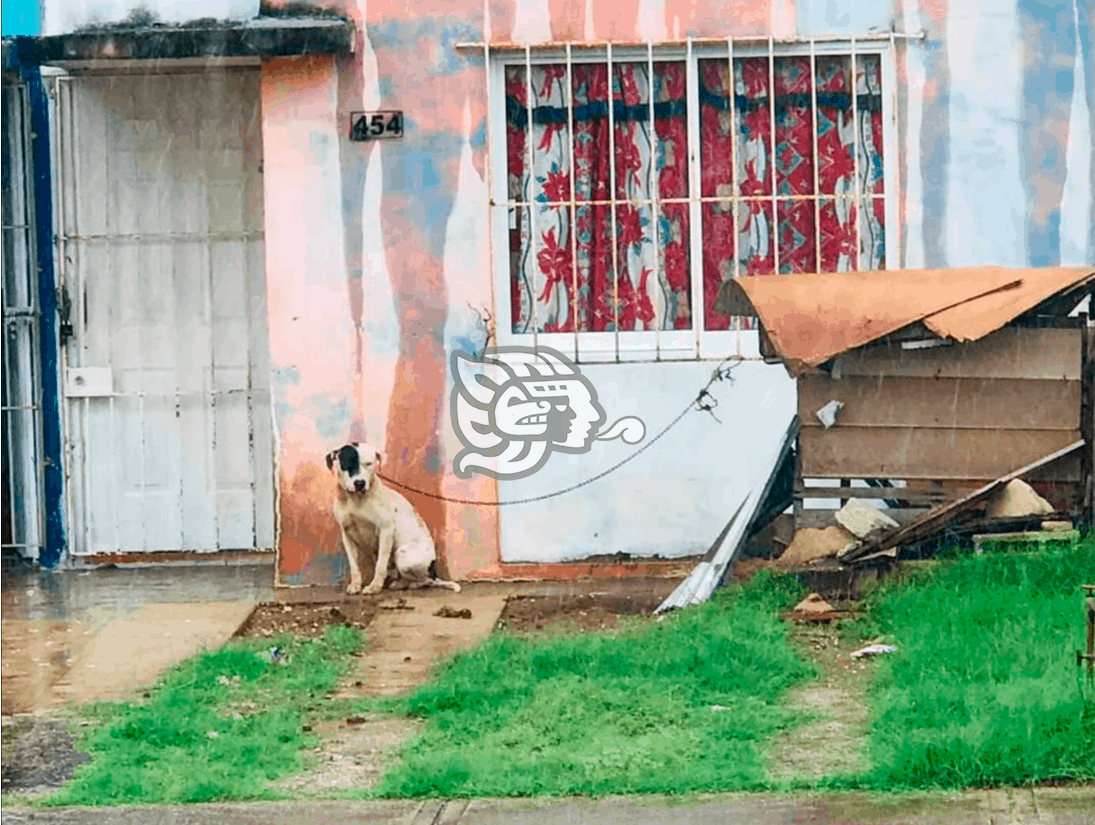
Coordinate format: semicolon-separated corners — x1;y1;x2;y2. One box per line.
850;644;897;659
262;647;289;665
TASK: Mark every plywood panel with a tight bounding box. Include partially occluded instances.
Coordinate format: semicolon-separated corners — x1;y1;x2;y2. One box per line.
799;375;1080;430
833;327;1080;380
800;427;1080;480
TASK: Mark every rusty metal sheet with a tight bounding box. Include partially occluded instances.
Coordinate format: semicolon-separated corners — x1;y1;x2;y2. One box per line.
716;267;1095;374
925;268;1095;342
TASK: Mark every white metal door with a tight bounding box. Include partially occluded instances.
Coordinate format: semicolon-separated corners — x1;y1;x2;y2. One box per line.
53;68;274;555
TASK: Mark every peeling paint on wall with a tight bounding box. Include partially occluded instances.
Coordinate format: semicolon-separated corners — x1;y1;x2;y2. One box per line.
1018;0;1095;266
242;0;1095;586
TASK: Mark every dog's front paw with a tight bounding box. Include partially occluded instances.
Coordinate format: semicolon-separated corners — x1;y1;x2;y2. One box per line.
361;581;384;596
346;580;364;595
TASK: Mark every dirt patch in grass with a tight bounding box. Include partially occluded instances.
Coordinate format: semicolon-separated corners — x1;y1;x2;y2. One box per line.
235;601;378;639
496;591;666;635
269;712;423;796
766;619;877;784
1;717;92;799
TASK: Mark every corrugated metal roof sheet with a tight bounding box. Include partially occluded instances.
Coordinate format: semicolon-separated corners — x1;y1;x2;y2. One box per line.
714;267;1095;375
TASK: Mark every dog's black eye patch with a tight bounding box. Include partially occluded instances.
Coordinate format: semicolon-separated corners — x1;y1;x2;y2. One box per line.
338;445;360;475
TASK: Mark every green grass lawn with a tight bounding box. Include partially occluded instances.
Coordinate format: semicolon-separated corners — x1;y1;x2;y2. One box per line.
41;625;362;807
30;542;1095;806
845;543;1095;790
366;571;816;798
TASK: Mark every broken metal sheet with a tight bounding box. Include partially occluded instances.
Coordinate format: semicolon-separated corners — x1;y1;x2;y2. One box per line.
840;440;1085;563
655;415;798;614
715;267;1095;376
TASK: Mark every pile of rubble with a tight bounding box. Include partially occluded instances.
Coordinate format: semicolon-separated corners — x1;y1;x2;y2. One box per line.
771;478;1076;571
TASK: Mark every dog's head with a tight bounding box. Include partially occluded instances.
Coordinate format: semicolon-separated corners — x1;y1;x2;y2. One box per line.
325;442;384;495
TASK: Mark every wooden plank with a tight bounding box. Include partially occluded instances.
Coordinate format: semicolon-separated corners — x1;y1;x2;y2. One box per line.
795;508;926;530
792;432;804;524
832;327;1081;380
842;440;1086;561
799;375;1079;431
1082;321;1095;531
800;427;1081;480
796;485;950;504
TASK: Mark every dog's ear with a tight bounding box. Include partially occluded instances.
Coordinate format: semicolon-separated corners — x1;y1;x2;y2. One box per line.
325;451;335;471
374;448;386;467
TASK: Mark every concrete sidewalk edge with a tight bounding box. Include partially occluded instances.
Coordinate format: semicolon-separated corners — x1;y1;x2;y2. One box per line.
3;785;1094;824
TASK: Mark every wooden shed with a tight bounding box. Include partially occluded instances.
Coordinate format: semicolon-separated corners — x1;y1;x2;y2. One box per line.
715;267;1095;532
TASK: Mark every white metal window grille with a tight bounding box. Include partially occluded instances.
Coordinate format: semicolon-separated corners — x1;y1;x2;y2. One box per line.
1;79;46;562
483;36;901;363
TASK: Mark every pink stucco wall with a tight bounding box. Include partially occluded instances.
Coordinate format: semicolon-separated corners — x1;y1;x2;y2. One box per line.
261;0;1095;585
260;0;803;586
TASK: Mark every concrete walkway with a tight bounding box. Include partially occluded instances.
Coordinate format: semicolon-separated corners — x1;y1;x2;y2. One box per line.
2;564;274;715
347;590;510;698
3;786;1093;824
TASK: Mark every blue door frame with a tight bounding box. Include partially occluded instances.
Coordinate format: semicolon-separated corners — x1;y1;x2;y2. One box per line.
4;37;66;567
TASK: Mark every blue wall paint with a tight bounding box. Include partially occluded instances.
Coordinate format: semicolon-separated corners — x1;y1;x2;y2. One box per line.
1017;0;1095;266
367;18;482;76
920;36;950;268
5;39;65;566
381;132;464;259
1;0;39;36
945;0;1030;266
797;0;892;34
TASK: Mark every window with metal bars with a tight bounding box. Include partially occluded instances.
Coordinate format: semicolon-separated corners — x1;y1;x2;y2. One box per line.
490;40;893;360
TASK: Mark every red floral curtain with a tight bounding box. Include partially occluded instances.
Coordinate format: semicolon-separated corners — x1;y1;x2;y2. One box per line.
506;62;692;334
505;53;884;335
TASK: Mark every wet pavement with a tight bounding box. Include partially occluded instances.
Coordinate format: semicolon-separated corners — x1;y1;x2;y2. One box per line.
2;786;1094;824
2;561;274;715
1;563;685;716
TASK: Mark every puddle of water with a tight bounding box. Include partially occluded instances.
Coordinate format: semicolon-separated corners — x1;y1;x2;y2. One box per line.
1;619;89;715
2;564;275;623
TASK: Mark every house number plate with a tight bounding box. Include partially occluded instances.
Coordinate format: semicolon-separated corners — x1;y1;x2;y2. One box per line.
350;111;404;141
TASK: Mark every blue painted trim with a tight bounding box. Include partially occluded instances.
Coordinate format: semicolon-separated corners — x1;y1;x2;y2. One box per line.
8;36;65;567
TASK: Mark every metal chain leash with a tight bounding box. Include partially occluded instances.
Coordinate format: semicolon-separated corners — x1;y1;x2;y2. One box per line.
376;356;742;506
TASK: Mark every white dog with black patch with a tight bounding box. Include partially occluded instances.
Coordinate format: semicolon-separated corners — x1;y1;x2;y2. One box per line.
326;442;461;595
